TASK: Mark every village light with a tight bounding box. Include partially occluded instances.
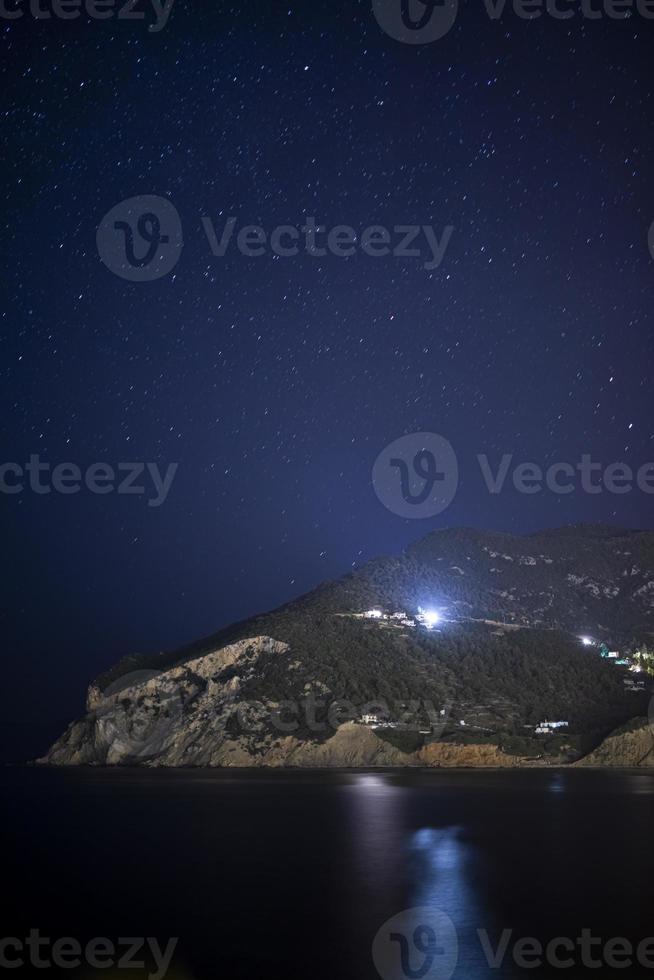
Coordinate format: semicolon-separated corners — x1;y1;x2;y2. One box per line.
580;636;593;646
423;610;441;629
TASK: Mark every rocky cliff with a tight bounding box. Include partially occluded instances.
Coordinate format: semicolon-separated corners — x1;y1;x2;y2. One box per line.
44;637;290;766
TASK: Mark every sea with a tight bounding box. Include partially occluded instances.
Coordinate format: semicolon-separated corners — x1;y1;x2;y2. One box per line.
2;767;653;979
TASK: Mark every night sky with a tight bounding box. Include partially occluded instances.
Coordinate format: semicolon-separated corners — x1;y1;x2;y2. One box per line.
2;0;654;757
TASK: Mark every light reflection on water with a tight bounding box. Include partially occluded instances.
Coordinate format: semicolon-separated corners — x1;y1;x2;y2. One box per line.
344;774;514;979
344;773;408;893
547;772;566;794
407;825;504;979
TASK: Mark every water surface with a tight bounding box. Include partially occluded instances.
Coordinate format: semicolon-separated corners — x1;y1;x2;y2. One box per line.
2;768;653;978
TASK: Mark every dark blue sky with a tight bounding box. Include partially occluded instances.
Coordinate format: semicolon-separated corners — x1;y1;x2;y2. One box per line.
2;0;653;754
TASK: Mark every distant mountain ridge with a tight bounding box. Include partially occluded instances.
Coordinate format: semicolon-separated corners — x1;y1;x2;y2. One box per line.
42;525;654;767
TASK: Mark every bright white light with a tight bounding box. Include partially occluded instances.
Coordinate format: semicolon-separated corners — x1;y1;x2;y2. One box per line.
366;609;383;619
423;610;441;629
580;636;593;646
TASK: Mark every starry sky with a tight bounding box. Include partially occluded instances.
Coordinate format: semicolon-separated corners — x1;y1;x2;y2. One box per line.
2;0;653;756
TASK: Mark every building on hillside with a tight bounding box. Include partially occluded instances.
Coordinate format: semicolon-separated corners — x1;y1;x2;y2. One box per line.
535;720;569;734
359;714;400;729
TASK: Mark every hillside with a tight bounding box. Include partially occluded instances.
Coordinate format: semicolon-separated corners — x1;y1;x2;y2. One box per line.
575;718;654;767
41;525;654;767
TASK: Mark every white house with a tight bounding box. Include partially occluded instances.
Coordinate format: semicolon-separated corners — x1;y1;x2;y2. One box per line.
535;720;569;734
